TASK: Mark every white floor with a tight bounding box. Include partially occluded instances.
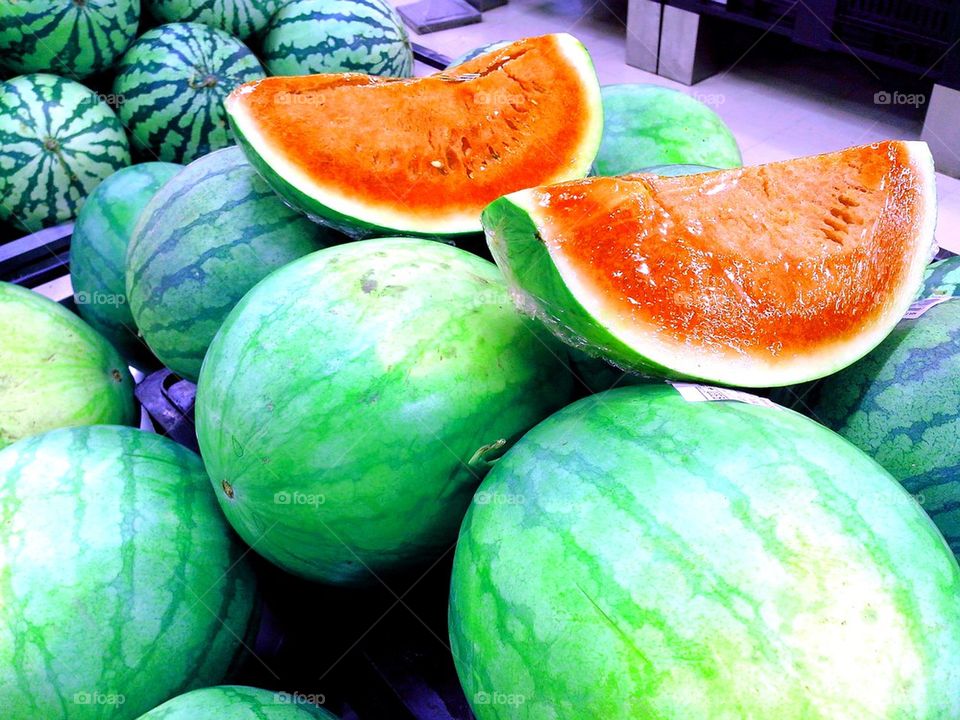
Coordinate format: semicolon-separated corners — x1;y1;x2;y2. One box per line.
397;0;960;253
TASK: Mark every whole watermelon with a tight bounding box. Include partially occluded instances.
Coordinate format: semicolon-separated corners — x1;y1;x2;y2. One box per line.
0;425;258;720
923;255;960;297
0;0;140;77
71;162;182;362
593;84;741;176
450;384;960;719
262;0;413;77
145;0;282;39
0;282;136;449
127;146;332;381
137;686;336;718
196;238;573;585
808;297;960;554
113;22;265;163
0;74;131;231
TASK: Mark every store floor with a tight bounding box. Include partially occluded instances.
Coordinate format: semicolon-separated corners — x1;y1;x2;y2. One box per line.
398;0;960;254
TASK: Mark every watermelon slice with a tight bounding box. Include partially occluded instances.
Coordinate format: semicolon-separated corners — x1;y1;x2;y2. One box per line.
225;33;602;238
484;141;937;388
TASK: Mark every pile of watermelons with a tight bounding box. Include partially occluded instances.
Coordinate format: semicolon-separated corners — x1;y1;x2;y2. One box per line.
2;6;960;720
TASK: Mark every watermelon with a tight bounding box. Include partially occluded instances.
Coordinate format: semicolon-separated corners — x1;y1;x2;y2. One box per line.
0;0;140;77
0;282;136;449
225;34;602;238
0;73;131;232
923;255;960;297
0;425;258;720
449;384;960;719
137;686;336;718
71;161;183;363
445;41;510;69
195;238;573;584
127;146;332;381
807;297;960;554
594;84;741;176
262;0;413;77
484;141;937;388
145;0;282;40
113;22;266;163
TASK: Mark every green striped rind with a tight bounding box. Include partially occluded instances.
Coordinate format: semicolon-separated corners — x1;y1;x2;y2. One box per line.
923;256;960;297
0;0;140;77
0;74;131;231
113;23;265;163
0;282;136;449
137;685;337;718
263;0;413;77
0;426;258;720
71;162;183;362
594;84;741;176
195;238;572;584
482;195;676;378
445;41;510;69
146;0;282;40
450;384;960;719
809;299;960;554
127;146;330;381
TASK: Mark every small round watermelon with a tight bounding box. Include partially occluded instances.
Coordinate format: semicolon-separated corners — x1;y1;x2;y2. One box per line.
0;0;140;77
593;83;741;176
444;40;510;69
0;425;258;720
113;22;265;163
450;384;960;718
923;255;960;297
71;161;183;362
145;0;282;40
0;282;136;449
0;73;131;231
137;685;337;718
127;146;332;381
808;298;960;554
262;0;413;77
195;238;573;585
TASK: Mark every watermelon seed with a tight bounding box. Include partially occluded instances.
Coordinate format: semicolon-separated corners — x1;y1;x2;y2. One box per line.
221;479;235;499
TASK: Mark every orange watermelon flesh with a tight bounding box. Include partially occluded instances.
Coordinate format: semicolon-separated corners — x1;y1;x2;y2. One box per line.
225;34;603;237
484;141;937;387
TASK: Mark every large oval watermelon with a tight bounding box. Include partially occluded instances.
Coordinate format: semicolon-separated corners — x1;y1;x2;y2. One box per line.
113;22;265;163
0;282;136;449
449;384;960;719
196;238;573;584
127;146;332;381
71;162;183;363
0;73;131;231
137;686;336;718
0;425;258;720
593;83;741;176
808;297;960;554
0;0;140;77
262;0;413;77
145;0;282;40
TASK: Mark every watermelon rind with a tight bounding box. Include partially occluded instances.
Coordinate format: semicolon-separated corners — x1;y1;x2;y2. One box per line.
445;41;511;69
71;161;183;363
0;425;258;719
483;141;938;388
262;0;414;77
145;0;282;40
226;33;603;238
136;685;337;718
449;384;960;719
923;255;960;297
0;282;136;449
0;0;140;77
0;73;131;231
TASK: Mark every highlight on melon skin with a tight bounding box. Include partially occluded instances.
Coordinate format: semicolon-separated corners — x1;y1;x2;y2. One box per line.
482;140;937;388
224;33;603;239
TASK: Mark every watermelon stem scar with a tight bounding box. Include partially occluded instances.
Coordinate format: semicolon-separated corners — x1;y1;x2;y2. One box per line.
468;438;508;471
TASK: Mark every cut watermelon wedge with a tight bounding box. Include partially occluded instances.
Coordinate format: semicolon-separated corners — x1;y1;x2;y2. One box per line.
483;141;937;388
225;33;603;238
